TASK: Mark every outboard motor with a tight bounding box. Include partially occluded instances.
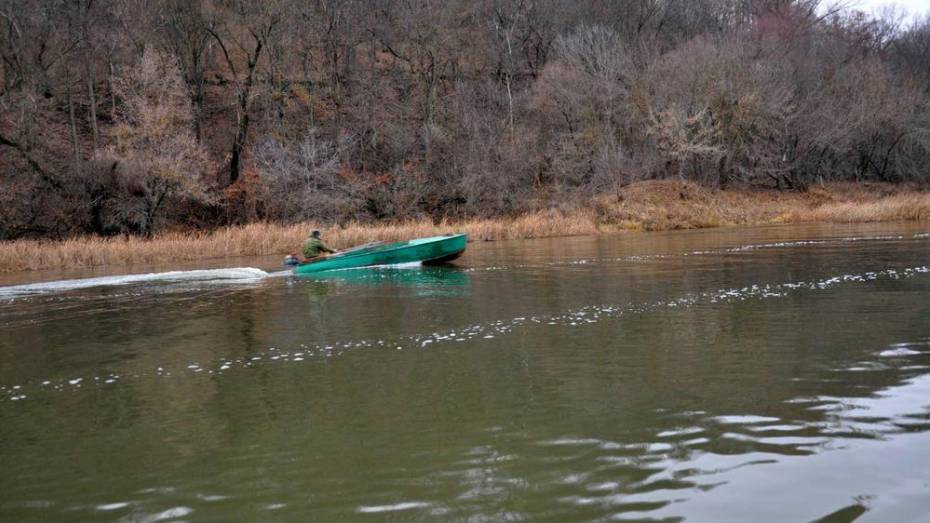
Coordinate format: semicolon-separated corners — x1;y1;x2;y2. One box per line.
283;254;300;266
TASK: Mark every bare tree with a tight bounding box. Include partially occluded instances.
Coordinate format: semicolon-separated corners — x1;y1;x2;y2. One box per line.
206;0;283;185
254;129;364;221
3;0;930;240
157;0;212;142
105;46;211;234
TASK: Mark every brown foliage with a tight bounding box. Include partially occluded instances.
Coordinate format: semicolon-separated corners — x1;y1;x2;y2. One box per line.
3;0;930;242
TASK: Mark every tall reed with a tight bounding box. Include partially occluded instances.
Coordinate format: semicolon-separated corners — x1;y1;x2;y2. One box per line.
2;181;927;273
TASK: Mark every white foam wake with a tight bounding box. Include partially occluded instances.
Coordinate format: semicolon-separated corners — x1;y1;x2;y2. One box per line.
0;267;269;299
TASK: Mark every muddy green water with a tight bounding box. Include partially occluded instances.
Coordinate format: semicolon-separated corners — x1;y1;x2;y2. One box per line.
2;223;930;522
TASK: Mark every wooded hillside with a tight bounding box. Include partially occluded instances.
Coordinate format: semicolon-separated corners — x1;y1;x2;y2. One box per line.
3;0;930;239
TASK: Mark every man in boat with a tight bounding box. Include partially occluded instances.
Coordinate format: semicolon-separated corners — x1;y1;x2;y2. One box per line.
302;229;337;261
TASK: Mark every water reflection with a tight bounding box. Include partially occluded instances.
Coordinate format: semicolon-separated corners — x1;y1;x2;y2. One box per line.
298;265;471;295
2;224;930;522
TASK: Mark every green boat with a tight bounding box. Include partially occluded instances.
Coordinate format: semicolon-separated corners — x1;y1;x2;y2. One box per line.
293;233;468;274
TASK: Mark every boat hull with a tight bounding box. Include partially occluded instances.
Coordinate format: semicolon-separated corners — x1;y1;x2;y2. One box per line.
293;233;467;274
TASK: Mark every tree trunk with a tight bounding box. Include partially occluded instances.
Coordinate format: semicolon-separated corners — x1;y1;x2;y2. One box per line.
504;24;516;143
0;131;61;190
230;105;249;185
230;58;257;185
67;71;80;170
86;61;99;153
190;48;206;143
226;37;263;186
108;58;117;118
192;81;204;143
423;68;437;158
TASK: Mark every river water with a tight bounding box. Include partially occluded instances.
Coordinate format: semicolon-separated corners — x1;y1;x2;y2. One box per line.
2;223;930;522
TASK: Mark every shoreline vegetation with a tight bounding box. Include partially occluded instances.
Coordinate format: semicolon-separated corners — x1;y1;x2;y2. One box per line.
7;3;930;271
2;181;928;274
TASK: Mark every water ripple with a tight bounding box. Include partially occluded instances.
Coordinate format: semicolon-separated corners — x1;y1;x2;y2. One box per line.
3;264;930;402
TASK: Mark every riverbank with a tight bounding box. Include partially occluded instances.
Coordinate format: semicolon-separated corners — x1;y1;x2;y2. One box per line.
2;180;928;273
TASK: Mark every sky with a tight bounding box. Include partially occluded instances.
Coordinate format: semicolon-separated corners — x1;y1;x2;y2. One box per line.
853;0;930;22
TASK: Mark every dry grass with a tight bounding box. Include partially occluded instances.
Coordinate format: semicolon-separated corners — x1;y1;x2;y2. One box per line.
595;180;930;230
0;210;599;273
2;180;928;273
786;192;930;223
593;181;797;230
